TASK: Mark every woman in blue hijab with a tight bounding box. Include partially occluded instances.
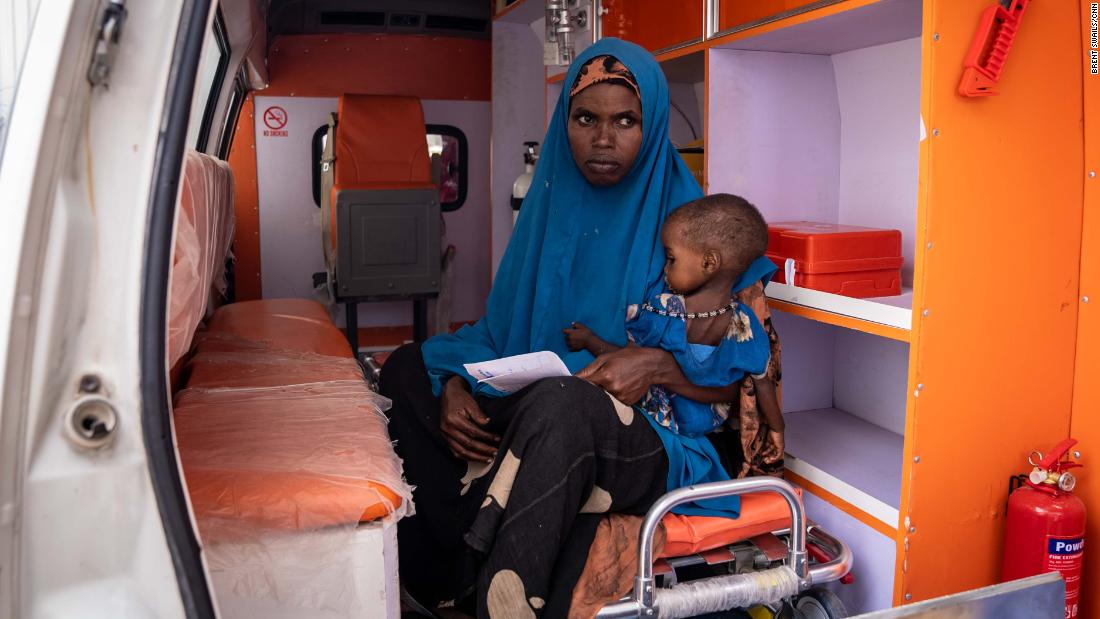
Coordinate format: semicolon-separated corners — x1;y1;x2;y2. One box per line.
381;38;783;618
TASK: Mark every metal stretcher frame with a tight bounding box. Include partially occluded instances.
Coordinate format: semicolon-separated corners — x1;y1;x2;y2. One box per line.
596;477;853;619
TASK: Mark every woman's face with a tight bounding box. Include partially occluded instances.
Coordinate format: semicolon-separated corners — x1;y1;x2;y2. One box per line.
567;83;643;187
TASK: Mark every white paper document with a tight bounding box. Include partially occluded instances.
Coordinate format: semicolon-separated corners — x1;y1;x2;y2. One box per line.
463;351;571;395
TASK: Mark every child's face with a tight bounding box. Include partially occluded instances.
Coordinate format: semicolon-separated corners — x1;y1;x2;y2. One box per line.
661;223;710;295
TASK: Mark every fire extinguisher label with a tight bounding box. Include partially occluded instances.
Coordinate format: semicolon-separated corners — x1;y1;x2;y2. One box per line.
1048;538;1085;555
1046;536;1084;617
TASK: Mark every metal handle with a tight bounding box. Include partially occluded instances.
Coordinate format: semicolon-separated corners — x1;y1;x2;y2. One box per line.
805;524;853;586
704;0;719;39
592;0;604;41
633;477;809;611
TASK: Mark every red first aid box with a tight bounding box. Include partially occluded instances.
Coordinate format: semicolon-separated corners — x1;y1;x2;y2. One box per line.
766;222;903;298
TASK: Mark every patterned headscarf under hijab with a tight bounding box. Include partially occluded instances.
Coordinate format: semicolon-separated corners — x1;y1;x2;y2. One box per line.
569;55;641;100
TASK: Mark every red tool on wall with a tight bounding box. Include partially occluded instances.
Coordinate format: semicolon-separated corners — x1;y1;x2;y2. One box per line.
958;0;1033;97
1001;439;1086;619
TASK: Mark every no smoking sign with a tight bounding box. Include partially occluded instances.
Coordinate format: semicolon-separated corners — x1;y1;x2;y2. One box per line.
262;105;289;137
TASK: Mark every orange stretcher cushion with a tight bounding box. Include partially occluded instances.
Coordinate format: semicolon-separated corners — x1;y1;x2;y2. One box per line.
659;489;800;558
206;299;352;358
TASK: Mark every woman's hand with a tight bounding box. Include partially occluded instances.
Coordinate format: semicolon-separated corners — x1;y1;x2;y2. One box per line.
440;376;500;462
577;346;672;404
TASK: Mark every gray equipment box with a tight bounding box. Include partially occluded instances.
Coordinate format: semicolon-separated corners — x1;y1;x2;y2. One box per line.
335;188;441;299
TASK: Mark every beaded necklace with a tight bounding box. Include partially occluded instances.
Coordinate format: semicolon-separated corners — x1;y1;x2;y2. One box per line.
640;301;737;320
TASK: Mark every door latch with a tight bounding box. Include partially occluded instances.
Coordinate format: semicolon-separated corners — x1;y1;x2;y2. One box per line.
87;0;127;87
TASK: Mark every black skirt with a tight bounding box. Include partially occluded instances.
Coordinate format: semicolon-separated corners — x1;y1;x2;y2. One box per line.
380;344;669;618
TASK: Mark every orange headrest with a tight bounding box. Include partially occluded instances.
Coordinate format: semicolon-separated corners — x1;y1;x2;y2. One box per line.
335;94;432;187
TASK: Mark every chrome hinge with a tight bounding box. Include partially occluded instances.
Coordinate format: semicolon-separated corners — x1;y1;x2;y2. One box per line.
87;0;127;87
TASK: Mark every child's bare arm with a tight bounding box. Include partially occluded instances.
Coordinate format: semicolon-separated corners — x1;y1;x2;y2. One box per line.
752;376;784;431
665;380;741;404
564;322;622;357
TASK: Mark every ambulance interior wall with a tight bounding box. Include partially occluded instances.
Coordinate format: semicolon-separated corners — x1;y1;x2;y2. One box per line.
491;19;544;276
253;95;491;329
707;36;921;287
804;490;896;613
667;82;704;149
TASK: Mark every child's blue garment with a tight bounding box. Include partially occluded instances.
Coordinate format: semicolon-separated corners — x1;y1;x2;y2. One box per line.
626;292;770;437
627;256;776;518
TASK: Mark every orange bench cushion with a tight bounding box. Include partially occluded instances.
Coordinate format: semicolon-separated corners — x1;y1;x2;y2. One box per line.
659;489;799;558
175;298;411;537
175;379;410;537
183;470;403;532
206;299;352;357
186;347;366;389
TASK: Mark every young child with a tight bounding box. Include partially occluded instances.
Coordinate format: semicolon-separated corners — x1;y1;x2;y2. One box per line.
565;193;784;440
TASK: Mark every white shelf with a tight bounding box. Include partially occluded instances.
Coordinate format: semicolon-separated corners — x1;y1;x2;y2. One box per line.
767;283;913;332
784;407;902;530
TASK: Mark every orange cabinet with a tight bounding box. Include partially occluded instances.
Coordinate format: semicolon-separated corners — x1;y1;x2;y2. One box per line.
600;0;704;52
717;0;823;32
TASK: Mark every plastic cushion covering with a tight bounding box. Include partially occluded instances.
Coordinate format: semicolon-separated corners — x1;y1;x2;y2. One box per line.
659;489;800;558
186;345;366;389
205;299;352;357
167;150;236;368
174;378;411;539
179;298;411;530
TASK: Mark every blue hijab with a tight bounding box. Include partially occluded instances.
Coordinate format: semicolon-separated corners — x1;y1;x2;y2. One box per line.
422;38;703;395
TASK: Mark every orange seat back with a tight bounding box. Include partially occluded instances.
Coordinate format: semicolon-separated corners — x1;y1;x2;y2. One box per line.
334;94;433;189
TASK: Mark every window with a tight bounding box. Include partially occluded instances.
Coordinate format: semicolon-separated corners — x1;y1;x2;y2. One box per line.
216;71;246;158
311;125;329;207
426;124;468;212
311;123;468;212
0;0;43;165
186;10;230;151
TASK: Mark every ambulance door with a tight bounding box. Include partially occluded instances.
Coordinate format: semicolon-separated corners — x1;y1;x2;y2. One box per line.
0;0;217;616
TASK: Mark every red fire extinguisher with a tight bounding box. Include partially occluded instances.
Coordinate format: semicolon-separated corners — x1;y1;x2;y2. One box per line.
1001;438;1086;618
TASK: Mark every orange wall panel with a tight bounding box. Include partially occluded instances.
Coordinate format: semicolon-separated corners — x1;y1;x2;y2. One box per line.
717;0;825;32
227;96;262;301
262;34;491;100
897;0;1084;603
601;0;704;52
1071;1;1100;616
